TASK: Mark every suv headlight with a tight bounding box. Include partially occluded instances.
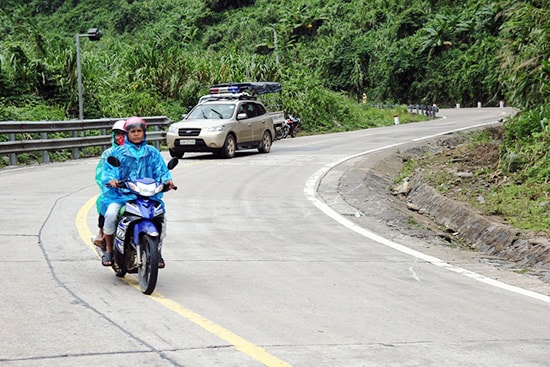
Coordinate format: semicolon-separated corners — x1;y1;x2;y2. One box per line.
168;124;178;134
207;125;226;132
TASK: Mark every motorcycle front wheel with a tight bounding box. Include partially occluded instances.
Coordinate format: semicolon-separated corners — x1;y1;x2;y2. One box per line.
113;248;127;278
290;125;299;138
139;234;159;295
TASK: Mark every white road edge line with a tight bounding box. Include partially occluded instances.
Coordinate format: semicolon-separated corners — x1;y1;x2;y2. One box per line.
304;121;550;304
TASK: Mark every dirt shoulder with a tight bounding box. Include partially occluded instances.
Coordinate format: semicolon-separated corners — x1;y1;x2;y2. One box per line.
326;134;550;296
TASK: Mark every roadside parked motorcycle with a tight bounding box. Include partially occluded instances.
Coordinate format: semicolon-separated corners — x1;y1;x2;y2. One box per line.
105;156;178;295
278;114;302;139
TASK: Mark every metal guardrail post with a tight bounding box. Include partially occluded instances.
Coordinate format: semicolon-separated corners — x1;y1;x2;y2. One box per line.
72;130;79;159
100;128;107;151
9;133;17;165
152;125;160;150
41;132;50;163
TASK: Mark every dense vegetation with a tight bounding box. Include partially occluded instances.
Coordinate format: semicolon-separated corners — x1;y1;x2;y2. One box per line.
1;1;546;118
0;1;548;189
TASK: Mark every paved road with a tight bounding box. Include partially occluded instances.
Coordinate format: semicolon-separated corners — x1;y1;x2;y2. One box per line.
1;108;548;366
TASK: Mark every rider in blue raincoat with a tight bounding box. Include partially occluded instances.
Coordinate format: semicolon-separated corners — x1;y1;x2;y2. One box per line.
101;116;175;267
93;120;126;249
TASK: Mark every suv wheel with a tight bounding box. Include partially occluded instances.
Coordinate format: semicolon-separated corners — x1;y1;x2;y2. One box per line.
220;134;236;158
258;131;272;153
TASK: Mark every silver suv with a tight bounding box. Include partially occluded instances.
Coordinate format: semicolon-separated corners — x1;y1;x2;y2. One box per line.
166;98;275;159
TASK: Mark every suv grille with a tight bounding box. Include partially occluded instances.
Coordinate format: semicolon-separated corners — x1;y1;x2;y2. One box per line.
178;128;201;137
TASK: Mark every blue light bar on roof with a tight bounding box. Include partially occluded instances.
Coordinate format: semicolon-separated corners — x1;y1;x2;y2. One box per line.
209;85;243;94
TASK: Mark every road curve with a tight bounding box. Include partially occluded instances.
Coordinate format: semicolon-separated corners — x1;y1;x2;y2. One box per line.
1;107;548;366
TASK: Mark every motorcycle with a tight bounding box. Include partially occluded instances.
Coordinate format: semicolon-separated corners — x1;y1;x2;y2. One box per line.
280;114;301;139
105;156;178;295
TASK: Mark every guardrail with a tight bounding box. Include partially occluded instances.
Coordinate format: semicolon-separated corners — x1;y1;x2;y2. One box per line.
0;116;172;166
408;104;438;118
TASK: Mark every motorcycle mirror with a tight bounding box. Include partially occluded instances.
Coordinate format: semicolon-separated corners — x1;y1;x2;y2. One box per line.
107;156;121;167
167;157;179;170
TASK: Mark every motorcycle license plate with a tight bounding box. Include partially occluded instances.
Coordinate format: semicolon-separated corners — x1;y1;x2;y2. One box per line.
178;139;195;145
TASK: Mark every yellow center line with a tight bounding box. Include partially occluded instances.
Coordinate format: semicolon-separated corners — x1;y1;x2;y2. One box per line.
76;196;291;367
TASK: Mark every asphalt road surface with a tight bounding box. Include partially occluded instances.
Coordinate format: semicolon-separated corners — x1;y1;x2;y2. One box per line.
1;107;548;366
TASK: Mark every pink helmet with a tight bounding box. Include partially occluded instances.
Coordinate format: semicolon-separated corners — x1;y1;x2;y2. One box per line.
124;116;147;131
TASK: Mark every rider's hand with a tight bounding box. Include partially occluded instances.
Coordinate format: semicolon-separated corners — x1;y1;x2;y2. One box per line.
165;180;175;190
108;179;119;188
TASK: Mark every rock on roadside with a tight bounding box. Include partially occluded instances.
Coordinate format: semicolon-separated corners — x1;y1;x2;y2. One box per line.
333;136;550;286
406;174;550;279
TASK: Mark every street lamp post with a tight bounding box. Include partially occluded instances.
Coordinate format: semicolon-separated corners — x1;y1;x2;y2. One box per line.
75;28;103;121
74;28;102;159
272;24;279;67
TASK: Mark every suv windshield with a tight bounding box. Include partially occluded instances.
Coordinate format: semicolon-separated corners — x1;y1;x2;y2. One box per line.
187;104;236;120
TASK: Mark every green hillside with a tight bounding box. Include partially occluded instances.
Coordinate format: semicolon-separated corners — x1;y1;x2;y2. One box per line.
0;1;546;123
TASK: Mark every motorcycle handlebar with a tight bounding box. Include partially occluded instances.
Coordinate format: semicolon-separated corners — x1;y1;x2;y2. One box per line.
104;181;177;192
104;179;128;188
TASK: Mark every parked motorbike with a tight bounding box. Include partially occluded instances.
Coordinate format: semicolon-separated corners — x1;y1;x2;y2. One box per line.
281;114;301;139
105;156;178;295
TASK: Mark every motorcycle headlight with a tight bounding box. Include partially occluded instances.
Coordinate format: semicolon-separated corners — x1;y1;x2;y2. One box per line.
154;184;164;194
134;181;159;196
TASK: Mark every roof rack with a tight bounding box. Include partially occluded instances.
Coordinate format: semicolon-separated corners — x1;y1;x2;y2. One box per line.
209;82;282;96
201;94;256;102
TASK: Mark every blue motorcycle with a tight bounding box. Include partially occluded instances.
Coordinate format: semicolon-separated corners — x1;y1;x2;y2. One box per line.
107;156;178;294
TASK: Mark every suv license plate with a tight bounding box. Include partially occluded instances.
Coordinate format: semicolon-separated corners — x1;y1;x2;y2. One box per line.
178;139;195;145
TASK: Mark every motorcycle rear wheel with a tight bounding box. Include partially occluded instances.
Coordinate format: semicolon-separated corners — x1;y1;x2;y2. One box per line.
139;234;159;295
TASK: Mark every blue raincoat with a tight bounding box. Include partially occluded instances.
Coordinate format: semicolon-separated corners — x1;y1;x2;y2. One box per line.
95;131;124;215
101;134;172;205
